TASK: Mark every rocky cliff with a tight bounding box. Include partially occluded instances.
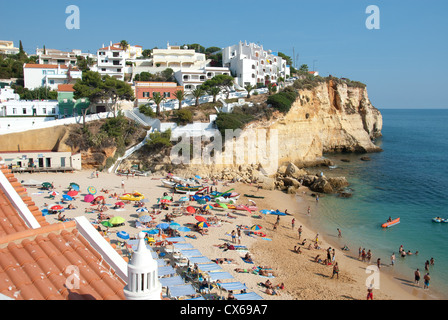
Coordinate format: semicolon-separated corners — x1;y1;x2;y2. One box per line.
250;79;383;167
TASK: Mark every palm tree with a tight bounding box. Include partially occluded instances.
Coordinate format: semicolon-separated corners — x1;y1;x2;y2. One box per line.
173;90;185;109
151;92;165;116
119;40;129;51
191;87;205;107
207;86;221;103
244;84;255;98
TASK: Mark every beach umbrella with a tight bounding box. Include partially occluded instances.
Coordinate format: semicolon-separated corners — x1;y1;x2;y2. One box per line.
217;202;228;209
195;215;207;222
179;196;189;202
195;175;202;180
170;222;181;230
42;182;52;189
62;194;73;201
69;183;80;191
101;220;113;228
95;195;105;201
270;209;286;216
139;215;152;223
203;204;213;210
115;201;125;206
84;194;94;202
109;216;125;226
67;190;78;197
49;191;59;196
87;186;97;195
186;206;196;214
136;207;148;213
196;199;206;205
259;210;272;215
251;225;262;231
157;223;170;230
160;199;171;204
51;205;64;211
145;229;159;235
117;231;130;240
197;221;209;228
177;226;190;232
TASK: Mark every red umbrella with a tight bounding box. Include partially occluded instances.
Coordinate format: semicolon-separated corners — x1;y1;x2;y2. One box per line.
67;190;78;197
115;201;125;206
195;215;207;222
160;199;171;204
84;194;94;202
95;196;105;201
186;206;195;214
51;205;64;210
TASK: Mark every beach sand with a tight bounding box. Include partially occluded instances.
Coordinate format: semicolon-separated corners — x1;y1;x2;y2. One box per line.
15;170;432;300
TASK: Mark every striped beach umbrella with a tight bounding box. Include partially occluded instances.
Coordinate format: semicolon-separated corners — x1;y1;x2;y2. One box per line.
197;221;209;228
251;225;262;231
87;186;97;195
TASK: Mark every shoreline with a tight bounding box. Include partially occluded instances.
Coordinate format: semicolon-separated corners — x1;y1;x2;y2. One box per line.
14;169;441;300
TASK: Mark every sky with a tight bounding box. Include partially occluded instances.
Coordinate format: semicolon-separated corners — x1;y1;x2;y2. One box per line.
1;0;447;109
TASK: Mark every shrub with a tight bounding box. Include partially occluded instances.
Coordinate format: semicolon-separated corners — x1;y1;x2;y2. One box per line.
215;112;253;137
267;91;297;113
174;109;193;125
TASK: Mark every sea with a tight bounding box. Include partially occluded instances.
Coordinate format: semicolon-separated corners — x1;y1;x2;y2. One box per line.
301;109;448;299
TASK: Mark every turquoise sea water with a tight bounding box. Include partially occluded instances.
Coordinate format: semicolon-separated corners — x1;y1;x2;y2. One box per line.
303;109;448;298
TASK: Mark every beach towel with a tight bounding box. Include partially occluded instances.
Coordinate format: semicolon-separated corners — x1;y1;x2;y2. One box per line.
241;257;254;264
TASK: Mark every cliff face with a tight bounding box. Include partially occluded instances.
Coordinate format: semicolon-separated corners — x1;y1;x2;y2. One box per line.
257;80;383;166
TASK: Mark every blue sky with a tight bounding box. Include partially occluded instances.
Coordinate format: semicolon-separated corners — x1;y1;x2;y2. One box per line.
1;0;447;109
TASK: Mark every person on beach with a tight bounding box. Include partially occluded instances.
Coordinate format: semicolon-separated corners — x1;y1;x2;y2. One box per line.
367;287;374;300
414;268;421;286
291;218;295;229
337;228;342;238
307;206;311;216
430;257;435;266
331;262;339;279
298;225;303;240
377;258;381;270
423;273;430;289
231;230;236;243
425;260;430;271
237;228;241;244
391;253;396;266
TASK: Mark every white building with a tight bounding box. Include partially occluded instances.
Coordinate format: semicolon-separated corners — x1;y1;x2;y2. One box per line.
152;44;207;69
0;40;20;55
0;85;20;102
222;41;290;87
23;64;82;91
174;66;232;93
36;48;96;67
95;43;126;81
0;100;58;117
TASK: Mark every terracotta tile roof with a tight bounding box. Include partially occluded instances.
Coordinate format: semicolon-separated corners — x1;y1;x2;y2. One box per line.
98;46;123;51
23;64;69;69
57;84;75;92
0;163;127;300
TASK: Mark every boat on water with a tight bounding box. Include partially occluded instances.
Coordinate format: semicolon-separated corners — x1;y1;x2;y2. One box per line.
244;194;265;199
432;217;448;223
381;217;400;228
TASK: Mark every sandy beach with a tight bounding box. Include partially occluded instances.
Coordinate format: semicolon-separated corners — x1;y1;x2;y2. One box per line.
15;169;434;300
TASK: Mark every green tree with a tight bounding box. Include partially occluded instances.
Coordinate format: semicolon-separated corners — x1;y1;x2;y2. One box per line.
299;64;309;72
173;89;185;109
151;92;165;115
120;40;129;51
142;49;152;57
244;84;255;98
207;86;221;103
191;87;204;107
174;109;193;125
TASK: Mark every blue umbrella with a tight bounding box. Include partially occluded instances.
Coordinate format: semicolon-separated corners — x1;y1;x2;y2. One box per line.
139;215;152;223
117;231;130;240
260;210;272;214
170;222;181;230
136;207;148;213
195;175;202;179
177;226;190;232
145;229;159;235
157;223;170;230
179;196;189;202
62;194;73;201
270;209;286;216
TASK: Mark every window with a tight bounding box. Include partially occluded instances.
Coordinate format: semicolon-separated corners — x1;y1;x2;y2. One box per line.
43;108;46;114
12;108;16;114
51;108;56;114
164;92;170;98
143;92;150;98
23;108;27;114
183;75;189;81
101;68;106;71
49;80;55;85
99;51;105;55
117;68;122;72
113;52;119;57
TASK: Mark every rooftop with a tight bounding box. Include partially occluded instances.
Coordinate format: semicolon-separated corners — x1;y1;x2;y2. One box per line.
0;162;127;300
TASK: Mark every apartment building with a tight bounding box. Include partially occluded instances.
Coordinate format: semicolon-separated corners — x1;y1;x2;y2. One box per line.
23;64;82;90
0;40;20;55
222;41;290;87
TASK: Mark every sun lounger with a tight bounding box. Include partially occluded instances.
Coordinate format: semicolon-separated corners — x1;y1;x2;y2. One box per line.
234;292;263;300
188;256;212;264
158;265;176;277
208;271;234;281
173;243;194;249
165;236;186;242
219;282;248;292
167;284;197;299
159;275;185;287
180;249;202;258
196;263;222;272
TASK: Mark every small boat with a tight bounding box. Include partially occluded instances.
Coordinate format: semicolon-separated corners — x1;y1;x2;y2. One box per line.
175;185;203;192
382;217;400;228
236;205;258;211
175;186;209;194
244;194;265;199
432;217;448;223
161;179;177;188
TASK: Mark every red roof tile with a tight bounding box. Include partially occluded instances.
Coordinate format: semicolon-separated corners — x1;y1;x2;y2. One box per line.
0;163;127;300
24;64;69;69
